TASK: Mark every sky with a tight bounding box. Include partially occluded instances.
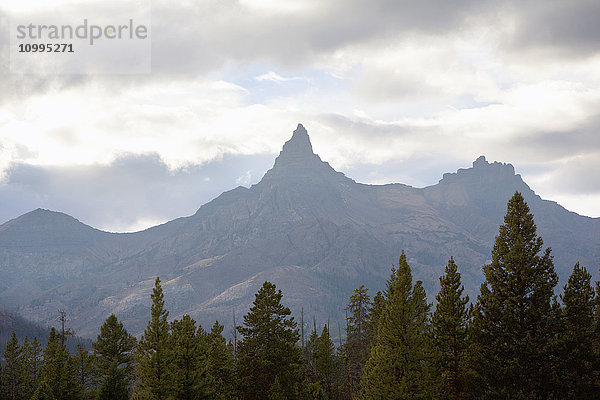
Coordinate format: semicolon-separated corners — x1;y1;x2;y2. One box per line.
0;0;599;232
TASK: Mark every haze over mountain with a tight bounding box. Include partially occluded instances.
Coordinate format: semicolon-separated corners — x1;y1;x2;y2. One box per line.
0;124;598;337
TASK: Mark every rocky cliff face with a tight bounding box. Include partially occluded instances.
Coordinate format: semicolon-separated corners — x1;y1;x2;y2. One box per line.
0;125;598;337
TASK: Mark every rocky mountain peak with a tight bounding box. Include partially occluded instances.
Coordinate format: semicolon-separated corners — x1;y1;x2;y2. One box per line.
261;123;345;182
282;123;313;155
439;155;518;184
273;123;320;167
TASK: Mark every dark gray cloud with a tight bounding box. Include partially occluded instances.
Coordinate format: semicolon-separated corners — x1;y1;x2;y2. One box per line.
519;113;600;159
0;152;274;231
549;153;600;195
148;0;486;74
3;0;598;101
509;0;600;58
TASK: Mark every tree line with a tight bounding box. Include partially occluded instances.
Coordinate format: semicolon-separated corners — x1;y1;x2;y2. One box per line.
1;191;599;399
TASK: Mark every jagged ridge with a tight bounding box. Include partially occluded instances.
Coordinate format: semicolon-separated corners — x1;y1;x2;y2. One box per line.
0;125;597;338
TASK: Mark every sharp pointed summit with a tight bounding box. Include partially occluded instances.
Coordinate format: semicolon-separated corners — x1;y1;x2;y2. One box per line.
273;123;320;167
261;123;346;182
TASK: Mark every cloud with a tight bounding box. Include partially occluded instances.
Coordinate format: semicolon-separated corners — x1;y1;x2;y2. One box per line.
1;0;599;226
254;71;306;83
0;153;275;231
507;0;600;58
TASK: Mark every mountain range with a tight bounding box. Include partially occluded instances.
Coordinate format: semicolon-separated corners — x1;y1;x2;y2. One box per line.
0;124;598;338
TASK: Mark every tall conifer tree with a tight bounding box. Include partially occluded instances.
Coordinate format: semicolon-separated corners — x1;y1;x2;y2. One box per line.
431;257;471;399
472;191;558;399
205;321;236;400
134;277;172;399
73;345;95;399
554;263;599;398
360;251;430;399
2;332;23;400
93;314;135;400
34;328;82;400
344;285;371;397
170;315;210;400
315;325;337;399
237;281;305;400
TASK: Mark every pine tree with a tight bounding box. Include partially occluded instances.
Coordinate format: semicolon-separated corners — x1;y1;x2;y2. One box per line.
430;257;471;400
303;325;319;387
20;337;32;399
367;291;385;349
28;337;43;384
2;332;23;400
73;345;95;399
315;325;337;399
360;251;431;399
35;328;82;400
92;314;135;400
553;263;599;398
472;191;558;399
344;285;371;397
134;277;172;399
205;321;236;400
170;315;210;400
237;281;305;400
21;337;43;399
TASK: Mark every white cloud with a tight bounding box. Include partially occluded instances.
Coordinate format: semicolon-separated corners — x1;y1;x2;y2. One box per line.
254;71;307;83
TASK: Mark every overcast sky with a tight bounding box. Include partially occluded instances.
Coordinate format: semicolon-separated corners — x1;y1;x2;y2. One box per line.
1;0;599;232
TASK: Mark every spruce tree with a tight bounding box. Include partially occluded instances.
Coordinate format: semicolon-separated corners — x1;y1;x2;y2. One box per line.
28;337;43;385
237;281;305;400
35;328;82;400
93;314;135;400
344;285;371;397
2;332;23;400
134;277;172;399
315;325;337;399
205;321;236;400
553;263;599;398
360;251;431;399
23;337;43;399
303;326;320;387
170;315;210;400
367;290;385;349
431;257;471;400
73;345;95;399
472;191;558;399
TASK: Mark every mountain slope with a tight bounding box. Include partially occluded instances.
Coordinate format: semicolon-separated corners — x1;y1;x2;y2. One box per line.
1;124;598;337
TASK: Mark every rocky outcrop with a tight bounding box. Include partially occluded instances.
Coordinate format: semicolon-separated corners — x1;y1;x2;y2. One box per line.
0;125;597;337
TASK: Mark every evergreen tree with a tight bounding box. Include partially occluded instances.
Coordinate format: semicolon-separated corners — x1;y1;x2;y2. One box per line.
314;325;337;399
28;337;43;384
472;191;558;399
367;291;385;349
2;332;23;400
553;263;599;398
35;328;82;400
93;314;135;400
20;336;43;399
134;277;172;400
360;251;431;399
237;281;305;400
23;337;43;399
344;285;371;397
72;345;95;399
303;326;320;388
205;321;236;400
430;257;471;400
170;315;210;400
